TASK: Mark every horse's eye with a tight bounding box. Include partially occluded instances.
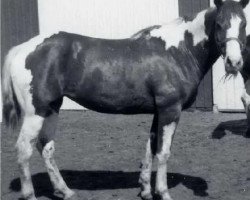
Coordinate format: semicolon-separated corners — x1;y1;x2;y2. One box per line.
216;23;222;30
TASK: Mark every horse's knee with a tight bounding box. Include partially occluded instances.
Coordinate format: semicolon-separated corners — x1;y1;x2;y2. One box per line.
156;152;170;166
16;138;33;164
42;140;55;159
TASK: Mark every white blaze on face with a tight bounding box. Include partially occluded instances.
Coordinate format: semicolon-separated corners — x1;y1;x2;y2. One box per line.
226;15;242;65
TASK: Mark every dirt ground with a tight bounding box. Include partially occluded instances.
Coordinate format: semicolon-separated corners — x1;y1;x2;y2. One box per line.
1;110;250;200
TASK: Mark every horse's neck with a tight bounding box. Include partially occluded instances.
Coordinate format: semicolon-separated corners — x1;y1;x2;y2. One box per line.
150;7;219;81
183;8;220;79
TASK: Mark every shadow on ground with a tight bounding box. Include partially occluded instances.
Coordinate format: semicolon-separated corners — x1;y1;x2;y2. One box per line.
212;119;250;139
10;170;208;199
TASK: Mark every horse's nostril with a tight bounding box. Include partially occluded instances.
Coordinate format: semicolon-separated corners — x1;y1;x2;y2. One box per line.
237;60;242;66
226;57;232;66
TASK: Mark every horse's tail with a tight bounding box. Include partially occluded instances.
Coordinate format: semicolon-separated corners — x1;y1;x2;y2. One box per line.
1;48;21;129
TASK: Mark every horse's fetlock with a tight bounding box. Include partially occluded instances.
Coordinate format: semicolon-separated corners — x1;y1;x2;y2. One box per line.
156;153;170;164
155;189;172;200
140;190;153;200
22;189;36;200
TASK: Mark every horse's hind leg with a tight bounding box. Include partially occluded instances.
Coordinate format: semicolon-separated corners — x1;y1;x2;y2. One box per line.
139;115;158;200
36;112;75;199
16;115;45;200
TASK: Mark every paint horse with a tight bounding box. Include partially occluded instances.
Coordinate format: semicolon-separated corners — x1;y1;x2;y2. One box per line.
241;5;250;138
1;0;249;200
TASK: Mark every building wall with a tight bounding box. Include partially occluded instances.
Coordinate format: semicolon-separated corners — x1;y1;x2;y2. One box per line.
1;0;39;122
38;0;179;109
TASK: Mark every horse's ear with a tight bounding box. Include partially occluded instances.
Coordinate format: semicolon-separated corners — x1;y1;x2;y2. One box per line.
214;0;223;8
240;0;249;8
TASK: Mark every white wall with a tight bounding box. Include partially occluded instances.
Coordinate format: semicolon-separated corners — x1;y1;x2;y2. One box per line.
38;0;179;109
38;0;179;38
212;2;250;111
0;71;2;122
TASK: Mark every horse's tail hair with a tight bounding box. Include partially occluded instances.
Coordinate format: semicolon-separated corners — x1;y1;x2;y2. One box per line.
1;48;21;129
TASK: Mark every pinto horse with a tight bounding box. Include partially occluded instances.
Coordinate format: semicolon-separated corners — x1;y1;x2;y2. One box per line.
1;0;249;200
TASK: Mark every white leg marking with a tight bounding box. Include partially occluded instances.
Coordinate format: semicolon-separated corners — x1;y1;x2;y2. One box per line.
242;89;250;112
225;15;242;65
155;122;176;200
139;139;153;199
16;115;44;200
42;141;75;199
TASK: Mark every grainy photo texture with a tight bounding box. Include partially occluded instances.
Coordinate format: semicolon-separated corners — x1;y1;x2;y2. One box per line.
1;0;250;200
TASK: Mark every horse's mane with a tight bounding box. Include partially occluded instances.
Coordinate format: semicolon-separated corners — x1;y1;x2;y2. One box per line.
130;18;185;40
130;25;161;40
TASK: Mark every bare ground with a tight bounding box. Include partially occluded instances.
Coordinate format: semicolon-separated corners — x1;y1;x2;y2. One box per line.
1;110;250;200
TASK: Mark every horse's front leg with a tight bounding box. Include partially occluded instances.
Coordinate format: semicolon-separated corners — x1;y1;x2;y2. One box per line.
155;104;181;200
241;79;250;138
139;115;158;200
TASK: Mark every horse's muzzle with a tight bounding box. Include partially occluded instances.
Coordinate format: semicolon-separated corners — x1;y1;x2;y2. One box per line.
225;56;243;74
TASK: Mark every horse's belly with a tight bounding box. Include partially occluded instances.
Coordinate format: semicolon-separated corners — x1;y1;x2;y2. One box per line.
71;94;155;114
66;83;155;114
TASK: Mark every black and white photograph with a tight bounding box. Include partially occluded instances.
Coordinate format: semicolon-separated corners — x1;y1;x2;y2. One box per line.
1;0;250;199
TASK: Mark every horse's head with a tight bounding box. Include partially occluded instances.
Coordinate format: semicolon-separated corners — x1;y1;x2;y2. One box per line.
214;0;249;75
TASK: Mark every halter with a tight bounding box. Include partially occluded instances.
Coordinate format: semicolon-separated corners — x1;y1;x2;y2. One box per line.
219;37;245;58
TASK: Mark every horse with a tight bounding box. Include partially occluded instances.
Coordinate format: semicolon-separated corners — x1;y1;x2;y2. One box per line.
240;5;250;138
1;0;249;200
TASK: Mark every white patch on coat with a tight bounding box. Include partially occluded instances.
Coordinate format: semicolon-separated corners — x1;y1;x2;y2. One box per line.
155;122;176;199
186;11;208;45
72;41;82;59
150;10;208;50
225;15;242;63
7;33;56;114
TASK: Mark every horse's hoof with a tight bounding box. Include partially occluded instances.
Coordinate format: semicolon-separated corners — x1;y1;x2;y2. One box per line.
154;192;173;200
140;192;153;200
64;193;79;200
22;193;37;200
